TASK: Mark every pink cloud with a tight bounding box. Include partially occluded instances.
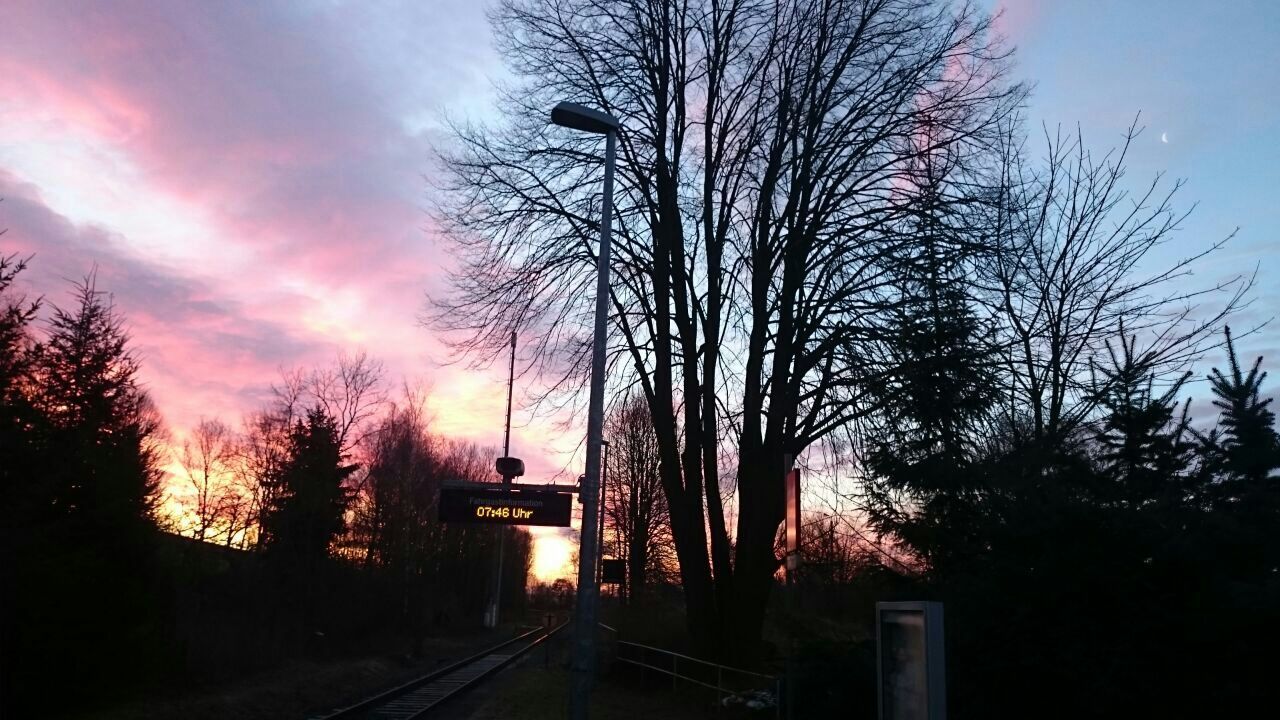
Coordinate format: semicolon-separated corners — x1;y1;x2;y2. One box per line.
0;172;326;421
991;0;1044;49
0;0;483;291
0;0;535;456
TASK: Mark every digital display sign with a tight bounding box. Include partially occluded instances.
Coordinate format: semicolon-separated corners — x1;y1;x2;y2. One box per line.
438;487;573;527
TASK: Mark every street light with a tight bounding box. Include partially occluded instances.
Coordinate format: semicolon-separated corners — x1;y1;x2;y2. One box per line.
551;101;620;134
552;100;619;720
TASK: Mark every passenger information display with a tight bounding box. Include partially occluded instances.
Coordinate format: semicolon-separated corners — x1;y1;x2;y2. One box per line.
438;487;573;527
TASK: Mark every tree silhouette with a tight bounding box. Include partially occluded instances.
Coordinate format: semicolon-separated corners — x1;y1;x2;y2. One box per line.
0;252;39;395
1090;333;1195;508
603;395;675;599
0;252;42;510
3;269;166;715
1203;326;1280;493
2;255;539;713
173;417;248;545
351;394;439;571
1194;327;1280;614
0;250;46;713
435;0;1023;657
30;271;162;532
260;407;357;562
859;323;1279;717
980;122;1247;445
863;131;998;538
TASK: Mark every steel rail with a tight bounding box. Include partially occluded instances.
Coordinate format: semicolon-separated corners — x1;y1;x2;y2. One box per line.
315;621;568;720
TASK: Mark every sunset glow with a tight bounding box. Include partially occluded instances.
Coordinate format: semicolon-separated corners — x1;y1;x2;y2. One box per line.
531;530;575;583
0;0;586;577
3;0;1277;594
6;2;1280;717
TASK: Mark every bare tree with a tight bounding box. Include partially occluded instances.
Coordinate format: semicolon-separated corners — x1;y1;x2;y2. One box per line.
604;394;675;599
843;118;1255;577
794;514;880;586
233;354;387;549
309;351;387;453
268;352;386;452
234;408;288;549
347;388;440;569
173;418;243;544
981;121;1252;443
433;0;1022;655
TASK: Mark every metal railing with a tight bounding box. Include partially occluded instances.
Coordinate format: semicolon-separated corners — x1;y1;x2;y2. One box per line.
611;638;781;718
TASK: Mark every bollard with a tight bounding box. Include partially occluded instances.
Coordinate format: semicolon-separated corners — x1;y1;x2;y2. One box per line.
544;611;556;668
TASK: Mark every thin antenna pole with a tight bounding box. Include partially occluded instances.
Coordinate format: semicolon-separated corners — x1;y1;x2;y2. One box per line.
486;330;518;630
503;330;516;460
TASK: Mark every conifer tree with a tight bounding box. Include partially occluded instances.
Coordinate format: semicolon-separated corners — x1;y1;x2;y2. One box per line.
863;141;997;564
1203;326;1280;495
29;271;162;532
0;251;39;396
1091;333;1195;508
1;252;41;510
260;406;357;563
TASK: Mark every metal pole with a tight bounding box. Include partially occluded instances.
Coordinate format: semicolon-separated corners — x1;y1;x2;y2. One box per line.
783;454;796;720
569;128;616;720
626;477;636;604
503;330;516;458
488;526;505;628
597;441;609;585
486;331;518;628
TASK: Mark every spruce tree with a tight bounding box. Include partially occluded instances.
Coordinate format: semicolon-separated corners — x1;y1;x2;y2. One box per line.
260;406;357;563
30;271;162;534
1091;333;1195;508
864;146;996;564
1;252;42;512
0;252;39;396
1204;326;1280;495
7;270;165;712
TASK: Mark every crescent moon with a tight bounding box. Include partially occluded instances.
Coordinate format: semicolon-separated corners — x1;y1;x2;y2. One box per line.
1161;132;1169;143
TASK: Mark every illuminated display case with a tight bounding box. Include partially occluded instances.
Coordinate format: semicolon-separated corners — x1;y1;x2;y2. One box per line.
876;601;946;720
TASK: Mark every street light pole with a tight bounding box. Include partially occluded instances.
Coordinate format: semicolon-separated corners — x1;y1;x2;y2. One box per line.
551;101;619;720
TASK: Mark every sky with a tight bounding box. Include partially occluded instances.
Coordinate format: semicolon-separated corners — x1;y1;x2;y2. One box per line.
2;0;1277;580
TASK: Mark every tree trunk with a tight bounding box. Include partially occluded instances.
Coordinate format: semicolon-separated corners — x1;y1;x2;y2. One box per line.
726;447;786;661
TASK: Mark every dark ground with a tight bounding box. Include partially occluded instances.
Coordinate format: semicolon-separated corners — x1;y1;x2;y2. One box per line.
433;631;707;720
81;625;520;720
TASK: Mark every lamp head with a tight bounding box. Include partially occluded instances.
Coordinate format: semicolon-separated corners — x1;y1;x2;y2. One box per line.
551;101;619;134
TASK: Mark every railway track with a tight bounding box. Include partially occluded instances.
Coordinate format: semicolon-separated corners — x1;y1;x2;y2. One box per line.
314;621;568;720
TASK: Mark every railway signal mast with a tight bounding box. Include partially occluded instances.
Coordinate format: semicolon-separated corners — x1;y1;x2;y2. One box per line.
486;330;523;628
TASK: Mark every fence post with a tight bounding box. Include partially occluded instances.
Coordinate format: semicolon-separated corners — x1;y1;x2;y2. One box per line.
717;665;723;715
777;675;783;720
